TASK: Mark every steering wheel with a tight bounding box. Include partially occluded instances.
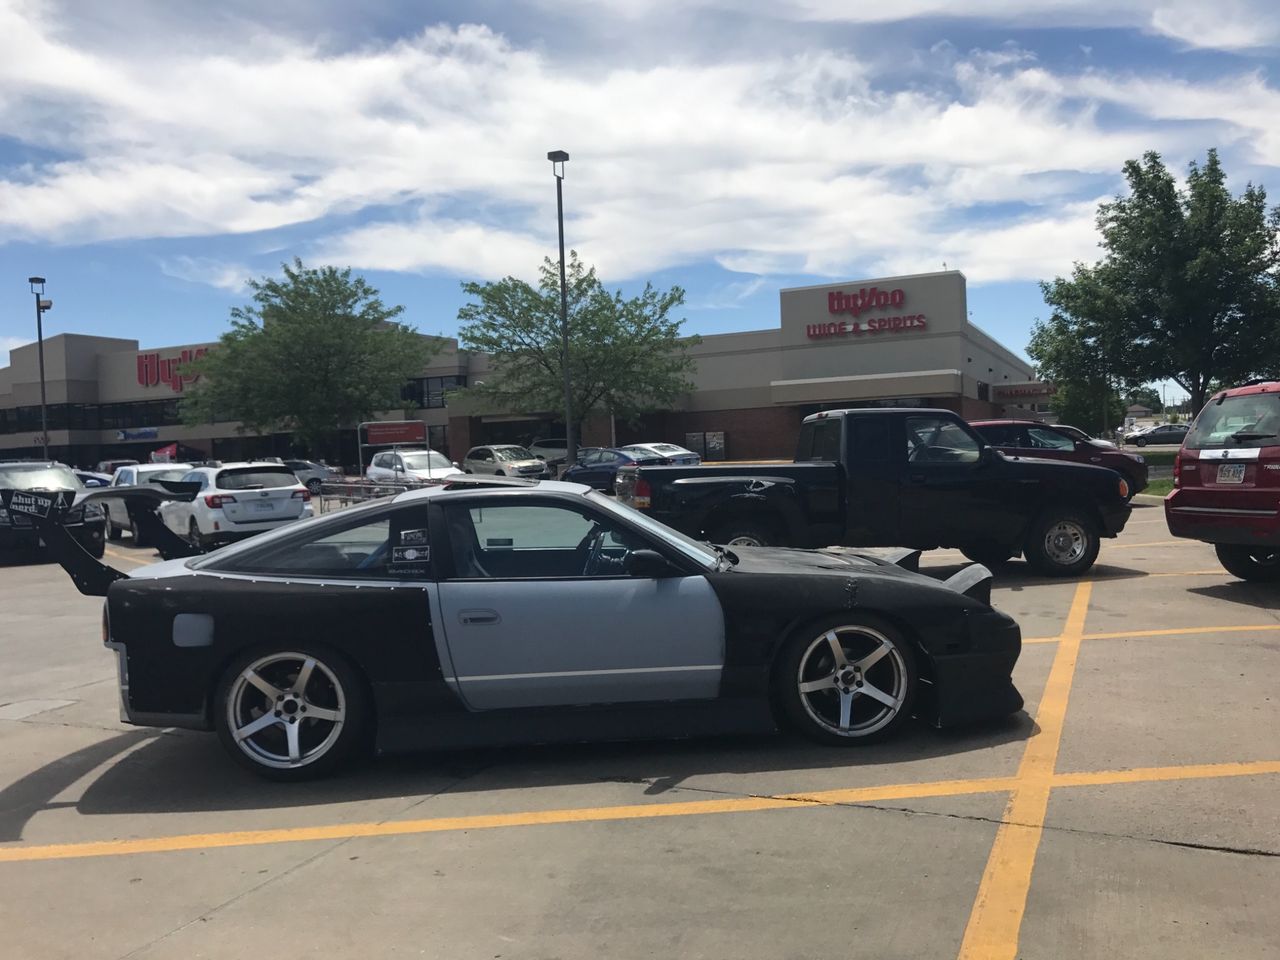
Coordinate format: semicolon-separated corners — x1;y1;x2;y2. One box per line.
582;525;608;576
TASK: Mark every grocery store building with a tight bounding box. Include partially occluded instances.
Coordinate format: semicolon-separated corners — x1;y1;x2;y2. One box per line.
0;270;1042;467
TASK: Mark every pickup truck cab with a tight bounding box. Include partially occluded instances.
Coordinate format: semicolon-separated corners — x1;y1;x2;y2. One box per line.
616;408;1132;577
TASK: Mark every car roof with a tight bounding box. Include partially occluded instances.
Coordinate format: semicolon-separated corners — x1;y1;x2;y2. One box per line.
969;419;1059;427
134;462;193;470
393;478;592;504
1213;380;1279;401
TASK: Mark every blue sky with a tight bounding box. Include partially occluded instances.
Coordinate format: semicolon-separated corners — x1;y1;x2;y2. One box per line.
4;1;1280;403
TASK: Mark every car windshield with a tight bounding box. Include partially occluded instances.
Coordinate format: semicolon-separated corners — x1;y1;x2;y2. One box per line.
140;468;189;483
1186;394;1280;449
402;451;453;471
216;467;298;490
493;447;534;462
587;491;717;569
0;464;81;490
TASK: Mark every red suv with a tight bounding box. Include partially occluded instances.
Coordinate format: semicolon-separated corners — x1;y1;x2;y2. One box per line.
1165;381;1280;581
970;420;1149;497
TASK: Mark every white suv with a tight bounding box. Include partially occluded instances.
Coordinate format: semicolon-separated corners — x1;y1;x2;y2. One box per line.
158;462;313;548
366;448;462;484
105;462;193;545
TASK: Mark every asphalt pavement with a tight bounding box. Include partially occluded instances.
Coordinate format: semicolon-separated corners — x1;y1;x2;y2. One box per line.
0;497;1277;959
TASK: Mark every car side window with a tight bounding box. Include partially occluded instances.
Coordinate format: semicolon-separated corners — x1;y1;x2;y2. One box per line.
905;416;982;464
1027;427;1074;451
798;419;842;462
441;501;646;580
208;507;432;579
117;469;134;485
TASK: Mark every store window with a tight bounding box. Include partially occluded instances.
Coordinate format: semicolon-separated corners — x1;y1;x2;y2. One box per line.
402;376;467;409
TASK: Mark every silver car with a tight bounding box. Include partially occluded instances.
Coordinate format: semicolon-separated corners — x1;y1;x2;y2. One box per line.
283;459;338;495
463;445;550;478
106;463;193;545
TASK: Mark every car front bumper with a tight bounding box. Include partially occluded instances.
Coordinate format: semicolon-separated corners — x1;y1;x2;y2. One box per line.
927;607;1024;727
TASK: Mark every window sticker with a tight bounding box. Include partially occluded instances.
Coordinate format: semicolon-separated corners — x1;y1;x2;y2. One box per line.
399;528;430;546
391;546;430;565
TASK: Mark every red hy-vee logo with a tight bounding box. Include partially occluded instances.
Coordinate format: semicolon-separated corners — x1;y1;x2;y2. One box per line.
137;348;208;393
828;287;906;316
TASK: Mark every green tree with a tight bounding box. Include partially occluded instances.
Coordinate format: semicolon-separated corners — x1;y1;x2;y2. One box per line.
1124;386;1163;413
181;258;437;456
1046;383;1125;436
457;252;698;452
1040;149;1280;413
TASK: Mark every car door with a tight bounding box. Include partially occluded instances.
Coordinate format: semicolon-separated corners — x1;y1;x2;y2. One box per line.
841;415;901;543
574;449;611;488
159;471;203;532
899;414;1021;548
108;468;135;528
1023;425;1079;465
471;448;495;475
432;496;725;710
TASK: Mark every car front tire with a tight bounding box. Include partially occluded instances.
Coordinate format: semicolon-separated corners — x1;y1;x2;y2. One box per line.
1024;509;1100;577
775;615;917;745
215;646;370;781
1214;544;1280;582
710;519;779;548
306;479;322;495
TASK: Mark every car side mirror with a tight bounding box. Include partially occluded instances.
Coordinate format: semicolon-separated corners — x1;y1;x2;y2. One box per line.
624;549;676;578
979;446;997;465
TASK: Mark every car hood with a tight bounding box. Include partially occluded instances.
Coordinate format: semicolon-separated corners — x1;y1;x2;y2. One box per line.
500;459;546;470
406;468;464;480
994;452;1126;482
725;544;968;588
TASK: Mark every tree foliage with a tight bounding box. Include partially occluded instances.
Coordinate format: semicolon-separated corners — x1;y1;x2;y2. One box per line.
1047;383;1125;436
457;252;698;438
1124;386;1163;413
181;259;437;454
1035;149;1280;412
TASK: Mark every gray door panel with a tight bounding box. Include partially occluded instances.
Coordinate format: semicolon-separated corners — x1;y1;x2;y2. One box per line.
437;576;724;709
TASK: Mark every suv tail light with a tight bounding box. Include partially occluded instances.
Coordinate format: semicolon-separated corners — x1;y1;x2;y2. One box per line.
1173;451;1181;488
293;489;311;501
633;476;652;509
204;494;236;508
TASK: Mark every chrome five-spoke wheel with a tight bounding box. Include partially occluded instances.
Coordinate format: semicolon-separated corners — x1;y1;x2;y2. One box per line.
216;648;366;779
779;618;917;744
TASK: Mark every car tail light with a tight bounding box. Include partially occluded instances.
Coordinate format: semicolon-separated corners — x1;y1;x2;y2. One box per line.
293;489;311;501
633;476;652;509
204;494;236;508
1173;451;1181;488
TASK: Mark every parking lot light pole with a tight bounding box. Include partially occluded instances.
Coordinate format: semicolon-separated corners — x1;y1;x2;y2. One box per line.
547;150;574;467
28;276;51;460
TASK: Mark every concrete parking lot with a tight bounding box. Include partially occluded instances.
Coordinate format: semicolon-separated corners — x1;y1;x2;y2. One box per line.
1;497;1277;960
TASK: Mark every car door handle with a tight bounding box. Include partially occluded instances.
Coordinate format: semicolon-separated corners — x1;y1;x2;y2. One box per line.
458;609;501;625
1090;457;1102;462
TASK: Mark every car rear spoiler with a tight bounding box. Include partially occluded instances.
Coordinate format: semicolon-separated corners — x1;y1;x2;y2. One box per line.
0;481;203;597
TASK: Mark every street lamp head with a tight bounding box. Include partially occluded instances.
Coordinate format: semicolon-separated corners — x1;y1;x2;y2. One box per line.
28;276;46;294
546;150;569;163
38;299;52;311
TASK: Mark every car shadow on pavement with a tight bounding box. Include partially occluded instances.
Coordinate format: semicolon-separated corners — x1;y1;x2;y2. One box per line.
34;712;1040;825
1187;581;1280;610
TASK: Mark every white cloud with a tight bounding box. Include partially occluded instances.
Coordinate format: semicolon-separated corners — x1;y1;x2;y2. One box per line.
158;256;253;293
0;0;1277;295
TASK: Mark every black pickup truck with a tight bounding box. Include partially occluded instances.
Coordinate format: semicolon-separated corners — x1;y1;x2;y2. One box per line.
615;408;1133;577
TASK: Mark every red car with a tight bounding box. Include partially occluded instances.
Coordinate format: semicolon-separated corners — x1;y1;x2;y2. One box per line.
1165;380;1280;581
970;420;1149;496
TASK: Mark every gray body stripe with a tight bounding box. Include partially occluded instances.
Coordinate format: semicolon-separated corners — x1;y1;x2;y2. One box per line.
457;665;722;682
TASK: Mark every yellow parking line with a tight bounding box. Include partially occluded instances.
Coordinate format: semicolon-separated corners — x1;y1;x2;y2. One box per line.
103;546;148;566
1023;621;1280;645
957;581;1092;960
1054;759;1280;789
0;777;1015;864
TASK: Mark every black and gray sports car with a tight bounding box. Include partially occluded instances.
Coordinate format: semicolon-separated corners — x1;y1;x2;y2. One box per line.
9;477;1023;780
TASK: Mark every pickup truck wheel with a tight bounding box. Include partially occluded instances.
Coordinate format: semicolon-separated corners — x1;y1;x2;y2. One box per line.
1024;510;1099;577
710;520;777;548
107;521;123;541
960;545;1014;568
129;515;148;548
1214;544;1280;582
214;646;370;781
776;615;916;745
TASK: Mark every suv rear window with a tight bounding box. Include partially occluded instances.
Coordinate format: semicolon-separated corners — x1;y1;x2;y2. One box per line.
215;467;298;490
1185;394;1280;450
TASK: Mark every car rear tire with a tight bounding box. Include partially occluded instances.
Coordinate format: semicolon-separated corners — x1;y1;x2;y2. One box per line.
107;521;122;541
960;545;1014;568
1024;509;1100;577
129;515;148;548
1214;544;1280;582
214;646;370;781
306;478;322;495
775;615;917;745
187;518;205;550
710;519;779;548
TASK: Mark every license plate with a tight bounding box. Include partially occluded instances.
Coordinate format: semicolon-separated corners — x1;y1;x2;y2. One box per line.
251;501;276;513
1217;463;1246;484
